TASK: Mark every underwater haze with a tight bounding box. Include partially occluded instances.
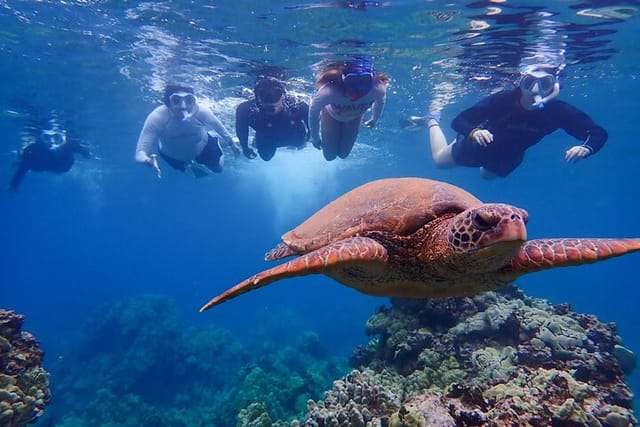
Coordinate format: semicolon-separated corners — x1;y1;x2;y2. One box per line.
1;0;639;425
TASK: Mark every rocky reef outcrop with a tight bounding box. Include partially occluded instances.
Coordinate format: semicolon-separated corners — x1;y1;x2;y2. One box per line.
300;286;637;427
0;309;51;427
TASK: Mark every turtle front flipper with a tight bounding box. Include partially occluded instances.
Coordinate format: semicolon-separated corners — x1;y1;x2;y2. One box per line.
505;238;640;276
200;236;388;312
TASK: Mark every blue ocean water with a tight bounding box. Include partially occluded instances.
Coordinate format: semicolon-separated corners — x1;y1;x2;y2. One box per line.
0;0;639;424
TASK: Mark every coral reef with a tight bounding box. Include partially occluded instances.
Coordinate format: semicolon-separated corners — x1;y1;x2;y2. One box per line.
300;285;638;426
232;331;347;422
49;295;346;426
51;295;249;426
42;287;638;426
0;308;51;426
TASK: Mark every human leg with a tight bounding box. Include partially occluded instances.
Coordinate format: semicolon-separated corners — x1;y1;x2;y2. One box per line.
320;110;340;161
255;134;276;161
258;146;276;161
159;151;187;172
196;134;224;173
480;167;496;180
336;117;361;159
427;119;456;168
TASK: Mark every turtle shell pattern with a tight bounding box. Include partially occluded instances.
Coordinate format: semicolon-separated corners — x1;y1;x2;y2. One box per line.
279;177;482;256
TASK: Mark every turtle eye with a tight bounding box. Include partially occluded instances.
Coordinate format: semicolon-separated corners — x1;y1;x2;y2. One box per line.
473;213;497;231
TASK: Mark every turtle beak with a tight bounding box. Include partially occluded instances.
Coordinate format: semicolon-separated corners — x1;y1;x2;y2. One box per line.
499;211;528;242
476;206;527;243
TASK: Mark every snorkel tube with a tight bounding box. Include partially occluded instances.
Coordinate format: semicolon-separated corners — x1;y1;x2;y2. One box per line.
532;82;560;109
183;109;197;121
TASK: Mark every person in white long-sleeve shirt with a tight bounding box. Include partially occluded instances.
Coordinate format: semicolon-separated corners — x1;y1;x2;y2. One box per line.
135;84;241;178
308;60;389;161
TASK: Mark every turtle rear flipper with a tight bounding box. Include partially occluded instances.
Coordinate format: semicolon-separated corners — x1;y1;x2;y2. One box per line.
201;237;388;312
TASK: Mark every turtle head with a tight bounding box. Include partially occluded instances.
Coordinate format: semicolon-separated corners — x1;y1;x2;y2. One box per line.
449;203;528;270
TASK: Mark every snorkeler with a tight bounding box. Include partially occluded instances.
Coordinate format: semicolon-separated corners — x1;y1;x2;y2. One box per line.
308;60;390;161
135;84;241;179
403;67;607;179
235;78;310;161
8;126;91;193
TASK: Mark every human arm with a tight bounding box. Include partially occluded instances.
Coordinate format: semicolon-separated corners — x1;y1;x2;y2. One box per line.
556;101;608;162
308;85;332;148
203;105;241;156
364;83;387;128
135;108;164;179
77;144;91;158
452;104;494;146
235;101;256;159
8;164;28;193
451;90;516;146
69;138;92;158
8;147;31;193
298;99;311;140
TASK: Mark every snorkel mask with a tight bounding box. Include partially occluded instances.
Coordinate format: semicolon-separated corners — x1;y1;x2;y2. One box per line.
41;129;66;148
163;85;198;120
342;61;376;101
518;70;560;109
169;92;197;120
255;78;285;115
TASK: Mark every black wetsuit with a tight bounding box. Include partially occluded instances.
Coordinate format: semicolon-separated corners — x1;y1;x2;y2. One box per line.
450;88;607;177
9;139;91;192
235;95;309;161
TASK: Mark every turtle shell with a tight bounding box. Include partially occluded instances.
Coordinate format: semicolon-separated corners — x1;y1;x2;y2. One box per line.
282;177;482;253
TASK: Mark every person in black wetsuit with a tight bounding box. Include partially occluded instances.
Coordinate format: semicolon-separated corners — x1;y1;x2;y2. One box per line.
8;128;91;192
235;78;310;161
417;68;607;179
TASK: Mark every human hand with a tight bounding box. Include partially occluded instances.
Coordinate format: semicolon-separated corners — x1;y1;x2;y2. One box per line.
565;145;591;163
149;154;162;179
231;138;242;156
312;137;322;150
243;146;257;159
471;129;493;147
363;119;376;128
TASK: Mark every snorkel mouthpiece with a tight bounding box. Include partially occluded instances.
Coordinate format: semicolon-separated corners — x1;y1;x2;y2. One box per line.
164;85;197;120
533;95;544;109
531;82;560;108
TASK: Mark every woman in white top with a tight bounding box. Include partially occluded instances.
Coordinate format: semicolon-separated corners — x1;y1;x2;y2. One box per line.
309;61;389;161
135;84;240;178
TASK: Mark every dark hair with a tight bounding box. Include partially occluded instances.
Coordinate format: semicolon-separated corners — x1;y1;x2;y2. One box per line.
254;78;285;103
163;84;194;107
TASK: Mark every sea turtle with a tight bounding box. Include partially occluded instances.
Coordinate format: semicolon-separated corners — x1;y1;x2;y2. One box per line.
200;177;640;312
